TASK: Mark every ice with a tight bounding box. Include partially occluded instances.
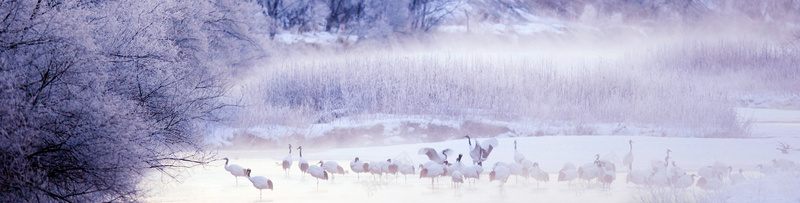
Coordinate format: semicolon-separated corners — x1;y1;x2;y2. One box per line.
144;135;800;202
146;100;800;202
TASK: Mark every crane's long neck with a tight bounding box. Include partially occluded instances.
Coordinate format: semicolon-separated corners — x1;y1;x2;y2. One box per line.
629;142;633;151
467;136;472;146
299;148;303;157
225;159;229;166
289;146;292;154
665;150;671;164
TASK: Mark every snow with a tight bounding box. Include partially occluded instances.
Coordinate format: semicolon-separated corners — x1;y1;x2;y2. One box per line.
143;136;800;202
145;108;800;202
274;31;358;45
715;172;800;202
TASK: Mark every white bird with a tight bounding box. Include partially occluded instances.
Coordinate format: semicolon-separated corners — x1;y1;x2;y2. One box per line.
223;157;246;186
244;169;273;199
319;160;345;180
465;135;498;165
461;165;480;184
558;162;578;183
307;165;328;188
697;176;724;190
651;160;666;173
729;167;746;185
419;147;453;164
379;159;391;174
297;146;308;176
371;159;394;179
623;140;634;171
594;157;617;187
521;159;535;170
282;144;292;177
493;161;508;169
578;155;602;182
419;161;445;188
514;140;526;164
385;159;400;176
451;170;464;188
651;149;670;173
773;159;797;171
597;158;616;174
673;174;695;189
711;161;730;178
626;169;651;185
668;161;685;183
350;157;368;180
369;160;383;176
599;164;616;187
474;162;485;174
578;164;600;182
757;164;776;175
508;162;525;183
446;154;465;176
530;162;550;187
399;162;415;182
489;162;511;186
650;170;671;187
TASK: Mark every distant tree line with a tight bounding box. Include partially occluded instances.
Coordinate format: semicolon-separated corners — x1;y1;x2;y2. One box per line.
475;0;800;24
254;0;460;38
250;0;800;39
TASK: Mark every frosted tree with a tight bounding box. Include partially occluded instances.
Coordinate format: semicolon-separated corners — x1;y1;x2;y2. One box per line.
0;0;260;201
257;0;326;35
408;0;460;32
323;0;365;31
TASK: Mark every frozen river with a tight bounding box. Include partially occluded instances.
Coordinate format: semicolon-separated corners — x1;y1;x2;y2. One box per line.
143;108;800;202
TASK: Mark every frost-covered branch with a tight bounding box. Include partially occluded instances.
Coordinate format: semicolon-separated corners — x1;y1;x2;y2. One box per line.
0;0;259;201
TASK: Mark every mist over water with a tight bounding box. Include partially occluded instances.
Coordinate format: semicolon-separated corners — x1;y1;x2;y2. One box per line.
4;1;799;202
220;28;798;148
164;2;800;202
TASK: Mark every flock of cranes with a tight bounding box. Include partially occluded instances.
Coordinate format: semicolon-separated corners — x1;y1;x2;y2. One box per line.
222;137;799;199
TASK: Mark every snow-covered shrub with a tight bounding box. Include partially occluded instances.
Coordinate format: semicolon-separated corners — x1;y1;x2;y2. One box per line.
0;0;259;201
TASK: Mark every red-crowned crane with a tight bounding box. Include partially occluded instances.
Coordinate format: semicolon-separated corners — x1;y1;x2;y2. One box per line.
419;161;445;189
350;157;368;180
465;135;498;165
319;160;345;181
490;162;511;187
419;147;453;164
282;144;292;177
623;140;634;171
223;157;246;186
297;146;308;177
244;169;273;199
307;165;328;189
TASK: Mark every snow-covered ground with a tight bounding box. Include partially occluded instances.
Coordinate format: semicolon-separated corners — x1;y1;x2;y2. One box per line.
143;108;800;202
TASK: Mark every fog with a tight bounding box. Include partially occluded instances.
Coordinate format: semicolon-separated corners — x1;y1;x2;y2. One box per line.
3;0;799;202
220;28;799;149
